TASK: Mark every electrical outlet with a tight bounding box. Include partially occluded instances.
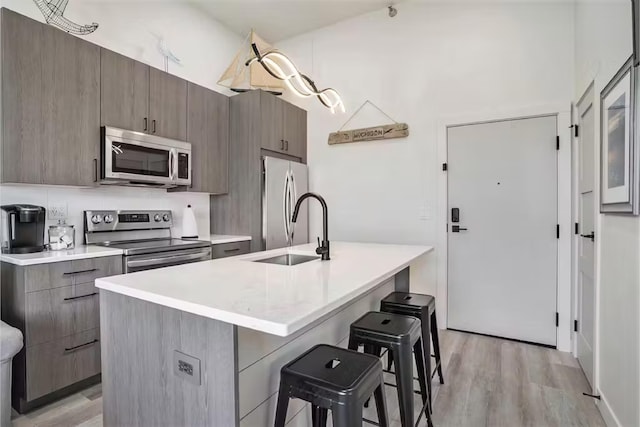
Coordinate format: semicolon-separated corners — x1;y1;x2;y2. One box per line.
48;203;68;220
174;350;201;385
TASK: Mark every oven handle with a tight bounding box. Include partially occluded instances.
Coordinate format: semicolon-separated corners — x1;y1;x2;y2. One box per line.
126;249;211;269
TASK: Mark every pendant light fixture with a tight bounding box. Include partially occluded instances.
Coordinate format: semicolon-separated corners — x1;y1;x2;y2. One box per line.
245;43;345;114
32;0;99;35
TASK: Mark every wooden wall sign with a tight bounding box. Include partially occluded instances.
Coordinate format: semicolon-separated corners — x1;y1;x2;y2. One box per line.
328;123;409;145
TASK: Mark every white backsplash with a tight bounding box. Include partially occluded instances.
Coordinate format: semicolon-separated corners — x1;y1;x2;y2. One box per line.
0;185;210;242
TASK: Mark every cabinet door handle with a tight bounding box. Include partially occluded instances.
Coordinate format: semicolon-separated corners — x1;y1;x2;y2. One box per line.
143;117;148;131
64;339;99;353
285;140;289;151
63;292;98;301
152;119;157;133
93;159;98;182
281;139;285;150
63;268;98;276
223;248;240;253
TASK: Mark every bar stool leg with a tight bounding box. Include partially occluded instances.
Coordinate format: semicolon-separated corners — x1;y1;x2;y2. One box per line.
363;345;382;409
422;310;433;407
274;383;290;427
431;311;444;385
373;381;389;427
312;405;328;427
413;338;434;427
392;346;415;427
331;404;363;427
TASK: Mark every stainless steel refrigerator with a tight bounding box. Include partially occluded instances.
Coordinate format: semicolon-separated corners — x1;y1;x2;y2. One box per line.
262;156;309;250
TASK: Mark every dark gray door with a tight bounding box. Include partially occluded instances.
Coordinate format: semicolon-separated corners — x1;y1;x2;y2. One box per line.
149;68;187;140
260;91;285;153
185;82;229;194
100;49;149;132
284;102;307;160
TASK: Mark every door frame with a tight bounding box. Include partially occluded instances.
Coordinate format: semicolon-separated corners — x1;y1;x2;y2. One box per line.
436;102;574;351
571;81;600;392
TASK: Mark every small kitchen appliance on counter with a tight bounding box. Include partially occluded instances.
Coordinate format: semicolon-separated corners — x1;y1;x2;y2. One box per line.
48;220;75;250
84;210;211;273
0;205;46;254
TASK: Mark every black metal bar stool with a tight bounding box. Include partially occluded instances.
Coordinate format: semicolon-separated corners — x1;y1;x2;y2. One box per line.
380;292;444;410
348;311;433;427
274;344;389;427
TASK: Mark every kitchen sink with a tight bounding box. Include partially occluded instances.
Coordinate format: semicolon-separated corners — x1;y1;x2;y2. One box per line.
252;254;320;266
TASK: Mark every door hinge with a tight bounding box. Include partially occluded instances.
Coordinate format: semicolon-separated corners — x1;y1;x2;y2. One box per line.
556;136;560;150
575;222;579;235
574;319;579;332
442;163;448;171
556;312;559;327
556;224;560;239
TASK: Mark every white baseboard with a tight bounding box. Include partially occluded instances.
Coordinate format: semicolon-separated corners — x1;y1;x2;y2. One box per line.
597;392;622;427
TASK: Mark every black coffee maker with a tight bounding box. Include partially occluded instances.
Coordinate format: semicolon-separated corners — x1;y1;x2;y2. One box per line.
1;205;46;254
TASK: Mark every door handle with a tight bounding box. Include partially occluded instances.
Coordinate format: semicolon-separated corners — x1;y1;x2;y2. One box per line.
451;225;468;232
152;119;157;133
281;139;285;150
143;117;148;131
285;140;289;151
580;232;595;242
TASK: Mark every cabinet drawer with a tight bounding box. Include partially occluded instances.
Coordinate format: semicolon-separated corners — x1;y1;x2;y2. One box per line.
26;328;101;401
24;256;122;292
25;283;99;346
211;241;250;259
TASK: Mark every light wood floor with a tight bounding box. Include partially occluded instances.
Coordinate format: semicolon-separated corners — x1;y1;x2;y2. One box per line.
12;330;605;427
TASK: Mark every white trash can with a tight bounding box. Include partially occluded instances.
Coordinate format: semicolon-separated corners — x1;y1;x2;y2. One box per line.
0;322;23;427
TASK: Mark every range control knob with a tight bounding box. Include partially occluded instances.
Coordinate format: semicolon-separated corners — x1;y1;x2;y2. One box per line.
104;214;114;224
91;214;103;224
154;214;162;222
162;213;171;222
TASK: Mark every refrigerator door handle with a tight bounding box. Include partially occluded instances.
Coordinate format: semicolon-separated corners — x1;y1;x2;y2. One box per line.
283;171;291;245
290;172;296;241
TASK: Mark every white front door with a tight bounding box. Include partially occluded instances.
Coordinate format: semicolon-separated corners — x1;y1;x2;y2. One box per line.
447;115;558;346
576;85;596;387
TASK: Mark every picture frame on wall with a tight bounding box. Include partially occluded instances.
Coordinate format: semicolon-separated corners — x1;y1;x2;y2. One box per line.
600;56;639;214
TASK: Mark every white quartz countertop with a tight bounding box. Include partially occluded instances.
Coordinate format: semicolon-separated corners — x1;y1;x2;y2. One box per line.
210;235;252;244
1;245;123;266
96;242;432;336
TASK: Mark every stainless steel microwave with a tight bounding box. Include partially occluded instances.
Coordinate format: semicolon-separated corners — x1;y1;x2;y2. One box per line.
100;126;191;188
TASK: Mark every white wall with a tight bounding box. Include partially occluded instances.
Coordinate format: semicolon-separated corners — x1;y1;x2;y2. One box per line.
0;185;211;240
574;1;640;426
0;0;243;240
277;1;575;348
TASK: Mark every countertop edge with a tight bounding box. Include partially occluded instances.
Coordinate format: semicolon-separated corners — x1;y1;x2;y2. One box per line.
1;249;124;266
210;235;253;244
96;245;433;336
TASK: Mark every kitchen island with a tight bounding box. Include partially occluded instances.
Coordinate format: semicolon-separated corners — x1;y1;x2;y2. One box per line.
96;241;432;427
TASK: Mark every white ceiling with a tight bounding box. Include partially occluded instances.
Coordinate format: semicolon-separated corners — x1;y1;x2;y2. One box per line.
190;0;391;42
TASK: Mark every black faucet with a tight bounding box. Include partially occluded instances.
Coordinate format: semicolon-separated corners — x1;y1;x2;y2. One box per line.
292;192;330;260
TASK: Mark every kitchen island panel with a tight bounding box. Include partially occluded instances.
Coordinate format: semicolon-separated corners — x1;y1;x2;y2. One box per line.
100;290;238;427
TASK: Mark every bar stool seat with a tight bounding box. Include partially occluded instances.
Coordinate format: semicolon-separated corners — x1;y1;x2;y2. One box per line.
274;344;388;427
349;311;433;427
380;292;445;410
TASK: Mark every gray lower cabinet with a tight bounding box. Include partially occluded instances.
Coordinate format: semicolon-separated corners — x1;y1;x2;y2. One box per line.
1;8;100;186
211;241;251;259
0;256;122;412
170;82;229;194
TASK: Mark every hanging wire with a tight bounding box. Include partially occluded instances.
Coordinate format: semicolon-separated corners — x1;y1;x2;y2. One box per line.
338;100;398;131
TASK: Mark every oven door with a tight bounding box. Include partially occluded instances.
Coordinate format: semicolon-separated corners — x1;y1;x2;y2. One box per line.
124;247;212;273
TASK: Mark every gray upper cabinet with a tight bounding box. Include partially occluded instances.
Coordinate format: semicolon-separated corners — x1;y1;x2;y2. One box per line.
100;49;149;132
180;82;229;194
149;68;187;140
283;101;307;161
261;91;285;153
259;91;306;159
1;8;100;186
